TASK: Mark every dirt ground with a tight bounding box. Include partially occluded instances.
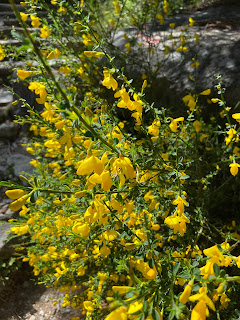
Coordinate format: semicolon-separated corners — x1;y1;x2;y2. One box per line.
0;264;84;320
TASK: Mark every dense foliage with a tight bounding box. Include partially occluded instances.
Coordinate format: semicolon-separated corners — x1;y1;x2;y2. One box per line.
1;0;240;319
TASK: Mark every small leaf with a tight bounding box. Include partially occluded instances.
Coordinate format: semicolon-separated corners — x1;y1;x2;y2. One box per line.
152;309;161;320
219;269;226;277
179;175;190;180
34;177;38;187
213;263;220;277
173;262;180;276
30;191;38;203
143;299;148;313
149;258;154;269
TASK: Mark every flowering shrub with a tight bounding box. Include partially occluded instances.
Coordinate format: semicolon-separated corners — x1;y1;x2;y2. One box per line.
1;1;240;319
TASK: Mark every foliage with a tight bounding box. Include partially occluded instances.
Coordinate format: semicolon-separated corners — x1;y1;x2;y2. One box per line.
1;0;240;319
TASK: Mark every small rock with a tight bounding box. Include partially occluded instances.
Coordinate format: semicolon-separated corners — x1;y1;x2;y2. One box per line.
0;91;13;106
0;121;19;140
0;104;13;123
1;204;9;211
29;315;36;320
5;208;14;216
0;223;11;251
39;310;44;316
7;152;33;177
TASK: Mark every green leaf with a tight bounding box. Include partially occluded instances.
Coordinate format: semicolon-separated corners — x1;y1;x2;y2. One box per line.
0;181;12;187
139;314;145;320
219;269;226;277
152;309;161;320
173;262;180;276
192;261;199;268
168;310;175;320
149;258;154;269
179;175;190;180
30;191;38;203
143;299;148;313
213;263;220;277
11;30;28;43
34;177;38;187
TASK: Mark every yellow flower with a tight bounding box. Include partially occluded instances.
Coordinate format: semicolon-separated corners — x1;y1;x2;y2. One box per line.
172;195;188;214
169;117;184;132
19;205;29;216
229;162;240;176
113;1;121;14
5;189;26;199
156;13;164;24
30;15;41;28
72;223;90;238
112;286;134;295
17;69;32;80
40;25;50;38
102;230;118;241
102;69;118;91
29;82;47;104
125;43;131;54
232;113;240;123
189;17;195;27
57;6;67;14
135;259;157;279
148;119;161;137
11;225;30;235
200;89;211;95
58;66;71;76
180;279;194;304
191;300;207;320
100;244;111;256
84;51;104;58
47;48;61;60
189;288;215;320
88;170;112;191
111;156;135;187
128;300;143;315
0;45;6;61
20;12;28;21
9;197;27;211
105;306;127;320
225;128;238;145
164;214;190;236
182;94;196;111
83;301;94;315
77;155;104;176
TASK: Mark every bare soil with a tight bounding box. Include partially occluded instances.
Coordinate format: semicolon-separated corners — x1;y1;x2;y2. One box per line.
0;264;84;320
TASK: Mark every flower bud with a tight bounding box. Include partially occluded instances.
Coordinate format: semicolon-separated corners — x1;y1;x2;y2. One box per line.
5;189;26;199
179;279;194;304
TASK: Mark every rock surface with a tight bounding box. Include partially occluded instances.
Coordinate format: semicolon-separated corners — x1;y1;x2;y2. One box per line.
113;4;240;109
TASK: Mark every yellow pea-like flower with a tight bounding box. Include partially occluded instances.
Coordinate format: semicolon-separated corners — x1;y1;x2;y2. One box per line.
105;306;127;320
200;89;211;95
5;189;26;199
72;223;90;238
17;70;32;80
112;286;134;295
20;12;28;21
180;279;194;304
9;197;27;211
229;163;240;176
